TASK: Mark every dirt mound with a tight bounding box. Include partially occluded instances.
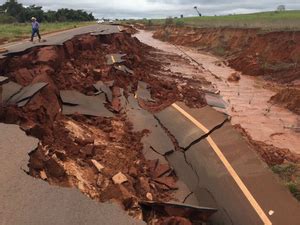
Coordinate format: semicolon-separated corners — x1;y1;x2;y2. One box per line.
153;26;300;85
270;88;300;115
227;72;241;82
234;124;300;166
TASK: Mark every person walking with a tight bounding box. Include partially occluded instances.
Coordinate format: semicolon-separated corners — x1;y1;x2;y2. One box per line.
30;17;41;42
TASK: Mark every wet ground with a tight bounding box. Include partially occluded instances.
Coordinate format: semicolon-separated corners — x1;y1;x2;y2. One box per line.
135;30;300;155
2;25;300;225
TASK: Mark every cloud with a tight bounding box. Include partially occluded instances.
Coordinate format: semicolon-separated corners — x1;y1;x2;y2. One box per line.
0;0;299;19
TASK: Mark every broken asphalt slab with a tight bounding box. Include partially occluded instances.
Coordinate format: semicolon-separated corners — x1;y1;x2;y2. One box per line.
106;54;126;65
155;103;228;149
93;81;113;102
0;123;145;225
0;81;22;103
1;81;47;107
162;102;300;225
136;81;155;102
114;65;134;75
60;90;114;117
204;93;227;109
126;95;174;156
8;82;48;105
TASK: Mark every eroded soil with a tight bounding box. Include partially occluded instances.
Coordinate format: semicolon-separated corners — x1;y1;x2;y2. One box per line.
135;29;300;162
0;30;208;223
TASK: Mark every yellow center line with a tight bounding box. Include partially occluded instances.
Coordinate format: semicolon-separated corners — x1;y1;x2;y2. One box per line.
172;103;272;225
111;55;116;63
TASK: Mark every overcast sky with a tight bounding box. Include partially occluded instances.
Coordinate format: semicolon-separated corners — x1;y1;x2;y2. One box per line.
1;0;299;19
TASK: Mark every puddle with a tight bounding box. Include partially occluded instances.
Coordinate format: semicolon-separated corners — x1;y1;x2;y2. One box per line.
135;30;300;154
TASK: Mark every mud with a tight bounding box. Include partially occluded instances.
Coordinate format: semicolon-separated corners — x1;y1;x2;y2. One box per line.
135;29;300;157
235;124;300;166
0;29;207;224
270;88;300;115
153;26;300;85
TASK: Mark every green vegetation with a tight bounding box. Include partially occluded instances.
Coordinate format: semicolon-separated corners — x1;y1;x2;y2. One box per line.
132;10;300;31
0;0;95;23
0;21;95;43
272;163;300;201
0;1;96;44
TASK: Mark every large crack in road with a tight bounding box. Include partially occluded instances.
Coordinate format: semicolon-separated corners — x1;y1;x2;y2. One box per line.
0;25;217;225
1;25;300;225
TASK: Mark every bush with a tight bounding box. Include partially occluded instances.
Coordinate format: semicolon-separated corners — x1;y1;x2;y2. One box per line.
164;17;174;26
175;20;184;27
147;19;153;26
0;14;16;23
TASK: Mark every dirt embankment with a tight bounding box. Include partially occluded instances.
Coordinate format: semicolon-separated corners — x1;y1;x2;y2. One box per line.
153;26;300;85
270;88;300;115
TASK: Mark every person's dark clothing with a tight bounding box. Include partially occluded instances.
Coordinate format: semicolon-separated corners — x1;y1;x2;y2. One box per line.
31;21;41;41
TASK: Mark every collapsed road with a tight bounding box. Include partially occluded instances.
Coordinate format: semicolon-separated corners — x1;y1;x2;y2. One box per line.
0;24;300;225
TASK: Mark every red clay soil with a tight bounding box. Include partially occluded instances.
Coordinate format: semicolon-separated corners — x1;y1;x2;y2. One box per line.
0;30;206;222
153;26;300;84
234;124;300;166
270;88;300;115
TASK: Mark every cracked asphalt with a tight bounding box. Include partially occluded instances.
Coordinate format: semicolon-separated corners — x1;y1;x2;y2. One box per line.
1;24;300;225
0;123;144;225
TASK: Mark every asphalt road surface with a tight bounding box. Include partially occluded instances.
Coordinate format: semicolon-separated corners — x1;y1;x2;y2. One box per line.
1;24;300;225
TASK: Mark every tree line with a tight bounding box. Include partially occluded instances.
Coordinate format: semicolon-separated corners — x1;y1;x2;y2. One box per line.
0;0;95;23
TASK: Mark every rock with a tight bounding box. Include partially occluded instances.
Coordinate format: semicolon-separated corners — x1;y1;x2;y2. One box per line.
129;166;138;178
54;150;67;161
93;69;102;77
91;159;104;172
227;72;241;82
123;197;139;210
154;177;177;190
40;170;47;180
78;181;85;192
146;192;153;201
111;97;122;112
44;156;66;178
112;172;128;184
101;184;132;202
75;136;94;146
177;85;183;92
80;144;94;157
96;174;109;189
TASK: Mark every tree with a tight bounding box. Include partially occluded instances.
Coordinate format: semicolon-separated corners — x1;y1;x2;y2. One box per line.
0;0;95;23
277;5;286;12
2;0;23;18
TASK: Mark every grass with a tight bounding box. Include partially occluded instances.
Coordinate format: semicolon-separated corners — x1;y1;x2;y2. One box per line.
271;163;300;201
131;10;300;31
0;21;95;44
